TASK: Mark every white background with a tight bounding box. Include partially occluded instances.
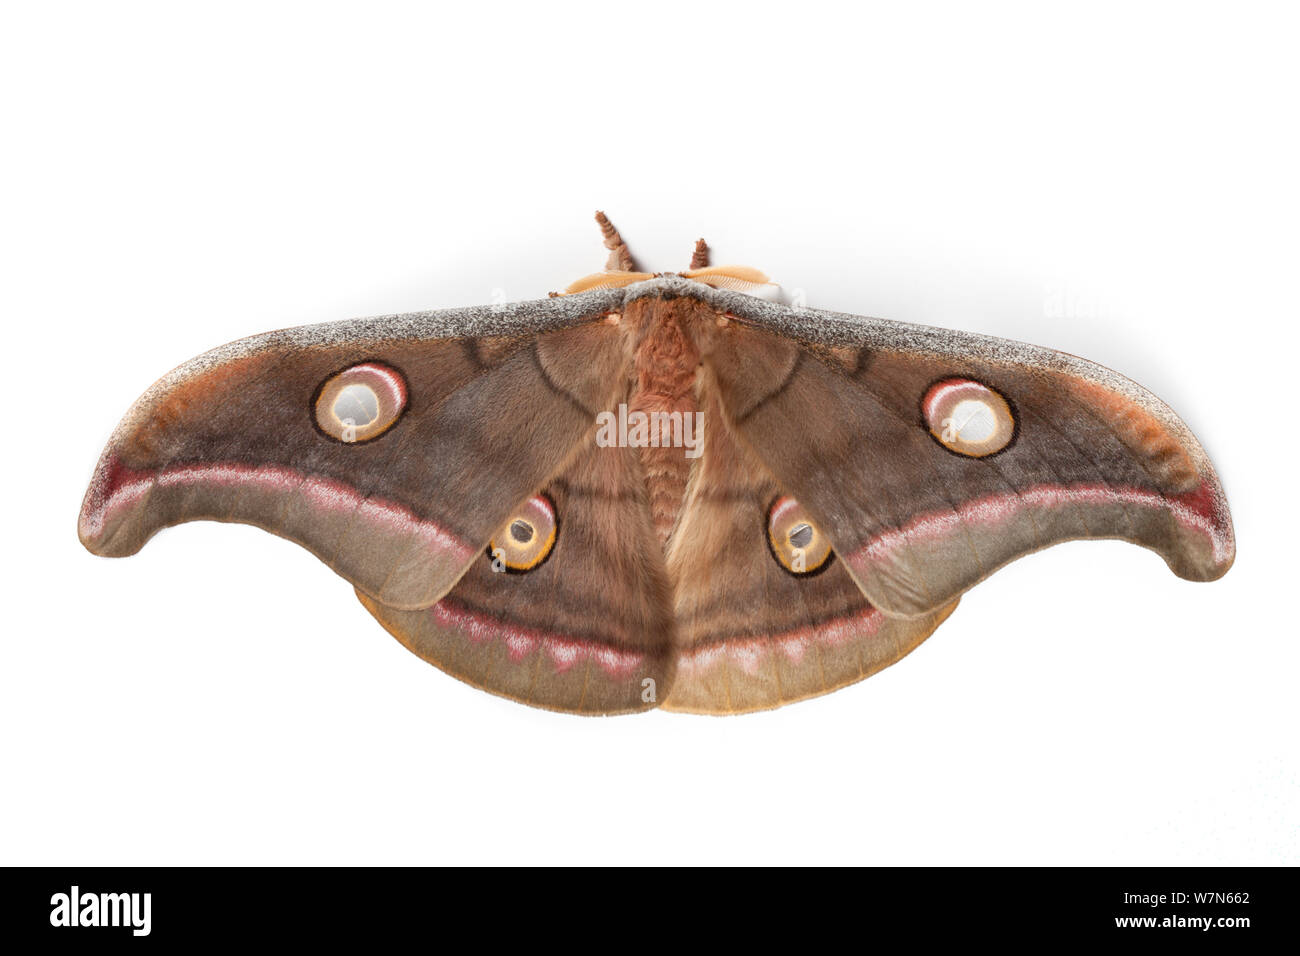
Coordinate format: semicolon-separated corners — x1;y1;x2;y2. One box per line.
3;1;1296;865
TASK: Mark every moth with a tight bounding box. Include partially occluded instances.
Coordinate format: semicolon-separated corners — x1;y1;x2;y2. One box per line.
79;213;1235;715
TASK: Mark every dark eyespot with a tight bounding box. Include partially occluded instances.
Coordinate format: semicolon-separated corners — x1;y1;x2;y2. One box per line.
921;378;1015;457
314;362;407;443
767;496;832;575
788;522;814;550
489;496;557;572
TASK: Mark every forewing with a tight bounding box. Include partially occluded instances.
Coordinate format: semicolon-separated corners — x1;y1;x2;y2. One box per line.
78;294;628;610
703;297;1234;618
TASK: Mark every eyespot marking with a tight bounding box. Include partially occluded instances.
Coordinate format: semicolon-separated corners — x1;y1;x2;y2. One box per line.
333;383;379;427
314;362;407;443
489;495;557;572
922;378;1015;457
767;496;833;575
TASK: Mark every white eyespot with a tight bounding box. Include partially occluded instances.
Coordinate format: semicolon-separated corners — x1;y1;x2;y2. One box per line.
333;383;380;427
923;379;1015;457
314;362;407;443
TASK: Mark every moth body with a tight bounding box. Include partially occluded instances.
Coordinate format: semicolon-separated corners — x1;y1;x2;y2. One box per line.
625;294;706;547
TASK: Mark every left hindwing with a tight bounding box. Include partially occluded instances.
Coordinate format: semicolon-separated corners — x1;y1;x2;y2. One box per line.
359;435;676;715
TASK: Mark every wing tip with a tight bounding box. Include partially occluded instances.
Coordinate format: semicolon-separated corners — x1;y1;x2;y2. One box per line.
78;450;141;557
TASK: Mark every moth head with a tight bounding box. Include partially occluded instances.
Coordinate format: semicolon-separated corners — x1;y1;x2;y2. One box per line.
561;215;786;302
560;265;783;302
560;264;786;304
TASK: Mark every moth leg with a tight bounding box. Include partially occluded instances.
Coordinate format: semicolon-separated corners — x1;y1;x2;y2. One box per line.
594;209;636;271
